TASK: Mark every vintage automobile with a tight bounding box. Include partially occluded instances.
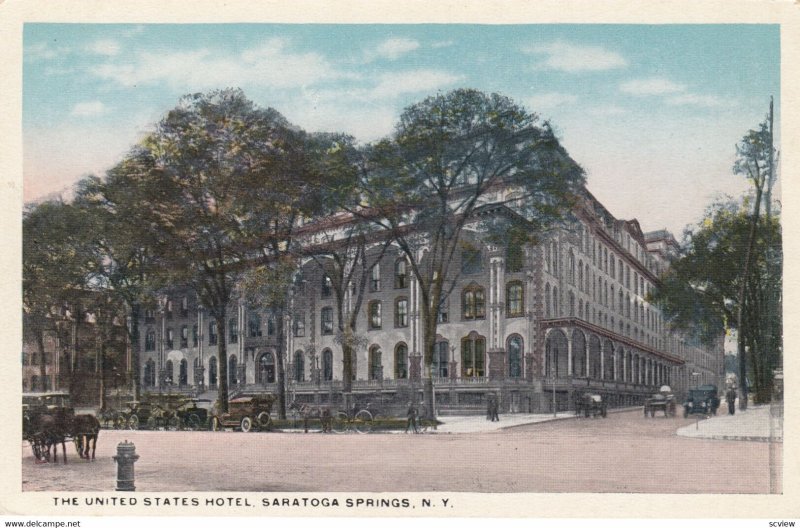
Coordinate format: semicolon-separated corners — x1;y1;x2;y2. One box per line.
574;392;607;418
211;395;275;432
644;385;676;418
683;384;721;417
176;398;211;430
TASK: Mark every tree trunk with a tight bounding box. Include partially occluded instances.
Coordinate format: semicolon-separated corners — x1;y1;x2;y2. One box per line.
275;302;287;419
422;317;437;419
130;303;141;401
36;329;48;392
216;310;229;414
99;341;107;412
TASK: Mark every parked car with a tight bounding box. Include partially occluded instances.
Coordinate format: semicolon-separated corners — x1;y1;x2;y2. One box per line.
211;395;275;432
575;393;607;418
683;384;720;417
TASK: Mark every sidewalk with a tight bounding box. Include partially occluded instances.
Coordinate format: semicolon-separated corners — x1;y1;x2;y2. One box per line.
431;411;575;433
676;404;783;442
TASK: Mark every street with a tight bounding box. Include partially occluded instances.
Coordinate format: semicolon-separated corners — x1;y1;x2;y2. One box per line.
22;409;779;493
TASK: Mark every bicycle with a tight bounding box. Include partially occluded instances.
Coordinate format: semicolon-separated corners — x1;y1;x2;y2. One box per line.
331;406;373;434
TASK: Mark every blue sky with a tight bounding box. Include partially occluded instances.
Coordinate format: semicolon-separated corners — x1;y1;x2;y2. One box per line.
23;24;780;236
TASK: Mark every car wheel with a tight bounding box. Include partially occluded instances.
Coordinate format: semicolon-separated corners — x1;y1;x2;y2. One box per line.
240;416;253;433
256;412;271;431
683;407;689;419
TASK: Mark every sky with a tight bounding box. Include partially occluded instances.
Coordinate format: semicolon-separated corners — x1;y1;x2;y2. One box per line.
23;24;780;237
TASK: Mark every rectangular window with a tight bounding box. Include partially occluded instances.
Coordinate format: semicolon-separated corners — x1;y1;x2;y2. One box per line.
461;337;485;378
249;313;262;337
369;301;382;329
394;259;408;288
192;324;198;347
166;328;174;349
461;247;482;274
209;322;218;346
321;307;334;335
395;299;408;328
165;300;173;320
180;297;189;317
293;316;305;337
267;315;276;336
371;264;381;292
229;319;238;344
506;283;524;317
180;326;188;348
321;275;332;298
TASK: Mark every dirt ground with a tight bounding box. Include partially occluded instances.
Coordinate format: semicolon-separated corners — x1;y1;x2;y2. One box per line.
21;410;779;493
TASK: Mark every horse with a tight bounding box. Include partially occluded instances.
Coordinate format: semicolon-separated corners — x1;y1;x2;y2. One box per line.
289;401;333;433
70;414;100;460
29;412;69;464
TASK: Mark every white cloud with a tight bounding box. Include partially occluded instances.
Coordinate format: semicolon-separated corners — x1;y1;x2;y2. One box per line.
25;41;69;62
523;41;628;72
431;40;454;49
620;77;686;95
588;105;627;117
525;92;579;111
374;38;420;60
91;39;347;90
368;70;462;99
666;93;728;107
70;101;108;117
87;39;121;56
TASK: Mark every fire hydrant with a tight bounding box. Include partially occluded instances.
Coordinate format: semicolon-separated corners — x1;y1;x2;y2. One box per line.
113;440;140;491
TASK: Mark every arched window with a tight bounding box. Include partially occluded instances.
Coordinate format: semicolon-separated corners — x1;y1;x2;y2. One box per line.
209;356;218;388
293;315;305;337
192;324;199;346
145;330;156;351
229;355;238;386
610;256;615;279
181;296;189;317
395;298;408;327
568;250;576;284
322;349;333;381
179;359;188;386
394;258;408;288
369;346;382;380
569;291;575;317
506;282;524;317
249;312;262;337
462;285;486;320
321;274;332;298
545;283;551;318
461;333;486;378
144;359;155;387
578;261;584;292
164;359;174;385
552;286;559;316
181;325;189;348
368;300;382;329
257;352;275;384
394;343;408;379
321;307;334;335
293;350;304;382
544;242;551;273
433;341;449;378
507;335;523;378
618;290;624;314
166;328;174;349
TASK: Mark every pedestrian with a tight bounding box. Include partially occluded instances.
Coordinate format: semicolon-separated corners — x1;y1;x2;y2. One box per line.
726;387;737;415
491;395;500;422
405;401;418;433
486;396;494;421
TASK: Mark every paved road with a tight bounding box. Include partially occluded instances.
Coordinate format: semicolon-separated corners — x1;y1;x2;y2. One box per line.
22;410;779;493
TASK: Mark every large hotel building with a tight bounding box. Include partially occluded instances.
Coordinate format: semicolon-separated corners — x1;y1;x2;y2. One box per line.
128;186;724;414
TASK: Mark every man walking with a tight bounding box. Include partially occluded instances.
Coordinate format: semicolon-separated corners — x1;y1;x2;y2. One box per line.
726;387;737;415
405;401;418;433
491;395;500;422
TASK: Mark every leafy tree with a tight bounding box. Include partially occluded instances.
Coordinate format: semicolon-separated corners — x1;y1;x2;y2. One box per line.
652;199;781;403
355;89;585;417
23;201;98;392
100;89;320;413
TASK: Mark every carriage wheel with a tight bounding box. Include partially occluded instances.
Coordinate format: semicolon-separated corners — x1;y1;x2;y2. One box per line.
146;417;158;430
188;414;202;431
167;416;179;431
354;410;373;434
256;412;272;431
683;407;689;418
128;415;140;430
240;416;253;433
332;411;348;434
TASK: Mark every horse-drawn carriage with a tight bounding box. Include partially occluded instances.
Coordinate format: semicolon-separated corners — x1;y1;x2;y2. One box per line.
118;393;192;430
211;395;274;432
22;392;100;463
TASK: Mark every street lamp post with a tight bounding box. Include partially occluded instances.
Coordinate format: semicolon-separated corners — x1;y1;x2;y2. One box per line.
551;363;557;418
692;371;701;430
